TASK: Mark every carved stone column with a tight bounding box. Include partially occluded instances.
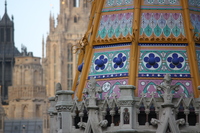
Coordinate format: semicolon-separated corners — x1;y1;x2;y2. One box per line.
118;85;136;129
83;77;103;133
55;83;74;133
151;74;185;133
48;97;57;133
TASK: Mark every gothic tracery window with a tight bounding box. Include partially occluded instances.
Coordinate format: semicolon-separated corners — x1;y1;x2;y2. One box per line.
177;103;186;121
188;104;197;126
54;47;57;80
0;28;4;42
6;28;11;42
67;44;73;89
22;105;28;119
74;16;78;23
105;107;112;126
148;104;157;125
114;107;120;126
138;104;146;125
74;109;80;129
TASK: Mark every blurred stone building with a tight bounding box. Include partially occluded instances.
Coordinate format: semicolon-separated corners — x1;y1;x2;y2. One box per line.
0;0;92;132
8;49;46;119
42;0;91;97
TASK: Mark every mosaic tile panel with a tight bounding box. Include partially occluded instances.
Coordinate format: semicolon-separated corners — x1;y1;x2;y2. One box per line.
88;43;131;79
142;0;181;10
189;0;200;11
138;79;193;98
139;47;191;77
196;44;200;73
86;79;128;99
190;13;200;36
140;12;185;38
144;0;180;5
102;0;134;12
97;12;133;39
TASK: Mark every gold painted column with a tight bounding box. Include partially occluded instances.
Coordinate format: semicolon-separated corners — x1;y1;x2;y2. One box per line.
128;0;142;96
72;0;96;92
181;0;200;97
77;0;105;100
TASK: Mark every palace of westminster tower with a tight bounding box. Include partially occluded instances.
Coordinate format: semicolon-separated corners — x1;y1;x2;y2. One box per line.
43;0;91;97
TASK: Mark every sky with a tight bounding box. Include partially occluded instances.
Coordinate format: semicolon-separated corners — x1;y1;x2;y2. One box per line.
0;0;59;57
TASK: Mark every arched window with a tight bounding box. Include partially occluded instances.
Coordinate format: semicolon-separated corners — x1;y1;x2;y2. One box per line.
12;106;15;118
74;16;78;23
83;107;88;123
22;105;28;119
188;104;197;126
54;47;57;80
36;104;41;118
24;70;29;85
16;71;20;85
148;104;157;125
0;28;4;42
105;107;112;126
6;28;11;42
67;44;73;62
177;103;186;120
114;107;120;126
74;109;80;129
34;70;40;85
138;103;146;125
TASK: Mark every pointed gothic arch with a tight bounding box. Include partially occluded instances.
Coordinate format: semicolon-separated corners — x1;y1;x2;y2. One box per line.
188;104;197;126
34;70;40;85
148;104;157;125
16;70;20;85
74;16;78;23
138;103;146;125
36;104;42;118
22;105;28;119
177;102;186;121
24;70;29;85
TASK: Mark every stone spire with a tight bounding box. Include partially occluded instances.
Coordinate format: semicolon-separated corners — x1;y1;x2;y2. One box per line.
42;35;44;59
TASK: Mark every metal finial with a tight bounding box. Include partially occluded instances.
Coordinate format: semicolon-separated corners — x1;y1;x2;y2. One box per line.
5;0;7;13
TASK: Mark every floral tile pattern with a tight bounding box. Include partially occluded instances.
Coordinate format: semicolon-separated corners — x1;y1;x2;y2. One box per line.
190;13;200;37
102;0;134;12
88;43;131;79
196;45;200;73
144;0;180;5
140;12;185;38
139;47;191;77
97;12;133;39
